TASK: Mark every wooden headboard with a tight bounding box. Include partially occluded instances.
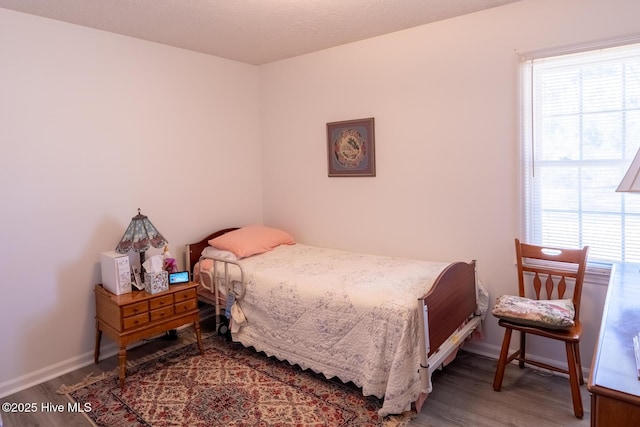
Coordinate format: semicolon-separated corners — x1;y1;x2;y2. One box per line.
185;227;238;279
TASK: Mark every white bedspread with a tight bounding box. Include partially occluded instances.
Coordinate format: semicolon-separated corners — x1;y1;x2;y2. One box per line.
218;244;452;416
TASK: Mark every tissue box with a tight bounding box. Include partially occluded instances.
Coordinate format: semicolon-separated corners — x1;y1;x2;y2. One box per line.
144;271;169;294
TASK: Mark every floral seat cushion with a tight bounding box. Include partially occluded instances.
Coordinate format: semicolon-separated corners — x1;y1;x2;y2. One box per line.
491;295;575;330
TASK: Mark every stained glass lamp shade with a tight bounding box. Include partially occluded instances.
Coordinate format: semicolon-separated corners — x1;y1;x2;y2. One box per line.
115;209;168;280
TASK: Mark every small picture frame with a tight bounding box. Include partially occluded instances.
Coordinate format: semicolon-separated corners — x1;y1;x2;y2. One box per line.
327;117;375;177
131;266;143;290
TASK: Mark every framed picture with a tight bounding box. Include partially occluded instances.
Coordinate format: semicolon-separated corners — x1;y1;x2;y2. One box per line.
327;118;375;177
131;266;143;290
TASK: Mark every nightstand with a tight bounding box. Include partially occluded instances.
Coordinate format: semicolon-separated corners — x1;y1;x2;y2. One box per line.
94;282;204;387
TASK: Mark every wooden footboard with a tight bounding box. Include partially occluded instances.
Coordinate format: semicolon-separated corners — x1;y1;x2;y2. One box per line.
422;260;477;357
415;260;479;410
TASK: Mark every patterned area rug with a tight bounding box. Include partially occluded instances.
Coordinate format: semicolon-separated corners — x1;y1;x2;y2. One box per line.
60;335;415;426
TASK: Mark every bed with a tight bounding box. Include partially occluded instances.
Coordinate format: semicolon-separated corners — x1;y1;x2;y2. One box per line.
185;226;484;417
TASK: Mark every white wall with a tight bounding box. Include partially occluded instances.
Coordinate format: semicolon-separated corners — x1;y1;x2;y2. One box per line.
260;0;640;368
0;9;262;395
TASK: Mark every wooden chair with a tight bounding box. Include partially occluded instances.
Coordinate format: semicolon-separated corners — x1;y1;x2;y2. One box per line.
492;239;589;418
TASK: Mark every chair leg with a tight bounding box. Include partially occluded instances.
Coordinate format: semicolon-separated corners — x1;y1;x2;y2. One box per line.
493;327;513;391
518;331;526;369
574;342;584;385
565;342;584;419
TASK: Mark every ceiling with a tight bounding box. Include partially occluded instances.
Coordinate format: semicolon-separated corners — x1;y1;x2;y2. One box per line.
0;0;520;65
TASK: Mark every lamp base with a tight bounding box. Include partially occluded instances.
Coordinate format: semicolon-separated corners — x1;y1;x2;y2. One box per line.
139;251;146;283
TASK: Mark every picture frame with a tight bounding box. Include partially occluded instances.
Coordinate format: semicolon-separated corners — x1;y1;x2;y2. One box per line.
327;117;375;177
131;266;143;290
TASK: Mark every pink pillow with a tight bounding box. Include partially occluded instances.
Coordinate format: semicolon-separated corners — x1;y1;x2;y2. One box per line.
208;225;295;258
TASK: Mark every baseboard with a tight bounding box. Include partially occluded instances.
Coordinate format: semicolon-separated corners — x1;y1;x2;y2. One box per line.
0;341;119;398
0;307;217;399
461;340;591;379
1;308;585;399
461;340;501;359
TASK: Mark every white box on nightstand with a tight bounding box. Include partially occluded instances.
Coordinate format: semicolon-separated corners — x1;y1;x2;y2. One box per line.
100;251;132;295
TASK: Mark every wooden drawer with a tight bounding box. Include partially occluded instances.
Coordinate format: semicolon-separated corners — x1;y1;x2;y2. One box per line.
123;312;149;329
122;301;148;318
174;289;196;303
150;294;173;310
150;306;174;321
175;299;197;313
95;282;204;389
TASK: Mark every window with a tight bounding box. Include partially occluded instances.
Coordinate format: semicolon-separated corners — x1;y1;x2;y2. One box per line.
522;42;640;265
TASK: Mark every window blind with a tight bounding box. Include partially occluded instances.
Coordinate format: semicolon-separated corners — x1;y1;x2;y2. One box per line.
522;42;640;264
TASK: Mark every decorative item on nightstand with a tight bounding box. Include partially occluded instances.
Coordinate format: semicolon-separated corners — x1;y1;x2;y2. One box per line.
162;244;178;273
100;251;132;295
115;208;168;282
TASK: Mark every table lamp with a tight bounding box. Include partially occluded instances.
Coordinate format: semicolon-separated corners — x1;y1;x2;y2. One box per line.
115;208;168;282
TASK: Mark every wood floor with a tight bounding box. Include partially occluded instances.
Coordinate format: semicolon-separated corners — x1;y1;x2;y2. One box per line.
1;318;590;427
412;351;590;427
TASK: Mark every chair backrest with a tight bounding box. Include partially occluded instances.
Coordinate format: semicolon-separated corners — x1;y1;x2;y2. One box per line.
515;239;589;320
